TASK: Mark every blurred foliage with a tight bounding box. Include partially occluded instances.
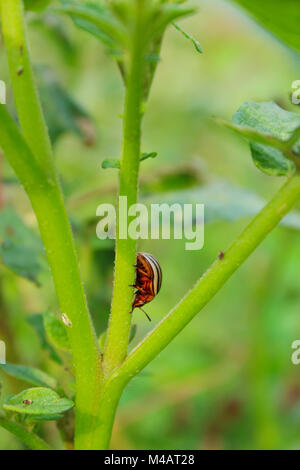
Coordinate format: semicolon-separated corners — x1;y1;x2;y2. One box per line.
36;65;96;146
25;0;52;11
0;209;44;285
0;363;57;388
230;0;300;53
0;0;300;450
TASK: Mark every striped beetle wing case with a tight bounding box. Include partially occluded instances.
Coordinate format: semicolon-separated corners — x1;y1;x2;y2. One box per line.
131;252;162;321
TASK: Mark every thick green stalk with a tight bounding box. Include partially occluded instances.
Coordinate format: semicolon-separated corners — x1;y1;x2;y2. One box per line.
115;174;300;381
0;0;54;177
0;55;101;453
0;416;52;450
88;174;300;450
103;2;146;375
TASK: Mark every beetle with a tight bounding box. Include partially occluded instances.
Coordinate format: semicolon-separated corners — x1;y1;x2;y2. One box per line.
131;252;162;322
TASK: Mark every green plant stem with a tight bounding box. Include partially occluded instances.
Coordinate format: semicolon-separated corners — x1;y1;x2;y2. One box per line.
103;2;146;376
0;0;54;177
0;416;52;450
0;63;101;452
91;173;300;449
0;0;102;449
117;173;300;379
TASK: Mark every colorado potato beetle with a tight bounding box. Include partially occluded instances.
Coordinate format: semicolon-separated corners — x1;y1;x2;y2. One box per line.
131;252;162;322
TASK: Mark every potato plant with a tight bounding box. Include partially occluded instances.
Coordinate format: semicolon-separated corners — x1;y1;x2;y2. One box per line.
0;0;299;450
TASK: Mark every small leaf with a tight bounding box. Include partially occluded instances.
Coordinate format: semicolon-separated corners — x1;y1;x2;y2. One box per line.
250;142;295;176
0;363;57;389
3;388;74;417
102;158;121;169
0;209;44;285
220;101;300;176
173;22;203;53
54;0;125;49
233;101;300;144
140;152;158;162
43;312;71;352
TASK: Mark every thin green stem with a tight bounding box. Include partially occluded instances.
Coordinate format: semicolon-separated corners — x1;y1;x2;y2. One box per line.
0;46;101;454
0;416;52;450
103;1;146;376
0;0;54;177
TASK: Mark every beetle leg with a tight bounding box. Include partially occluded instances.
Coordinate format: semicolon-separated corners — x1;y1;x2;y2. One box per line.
135;286;147;294
136;265;150;277
139;307;152;322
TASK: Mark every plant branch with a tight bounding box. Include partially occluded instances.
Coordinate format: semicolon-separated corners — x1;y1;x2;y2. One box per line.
86;172;300;450
0;0;54;177
0;101;102;449
0;4;103;448
0;416;52;450
112;173;300;384
102;1;146;375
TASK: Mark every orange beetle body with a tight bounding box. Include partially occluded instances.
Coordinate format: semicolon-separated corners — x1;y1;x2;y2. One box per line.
131;252;162;321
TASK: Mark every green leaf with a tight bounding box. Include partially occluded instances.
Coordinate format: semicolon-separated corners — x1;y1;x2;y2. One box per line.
233;101;300;144
36;66;95;146
3;388;74;417
0;363;57;389
54;0;125;49
43;312;71;352
140;152;158;162
249;143;295;176
230;0;300;54
173;22;203;53
220;101;300;176
27;314;62;364
102;158;121;169
0;209;43;285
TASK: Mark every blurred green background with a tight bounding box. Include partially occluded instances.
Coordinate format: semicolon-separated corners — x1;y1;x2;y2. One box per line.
1;0;300;450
